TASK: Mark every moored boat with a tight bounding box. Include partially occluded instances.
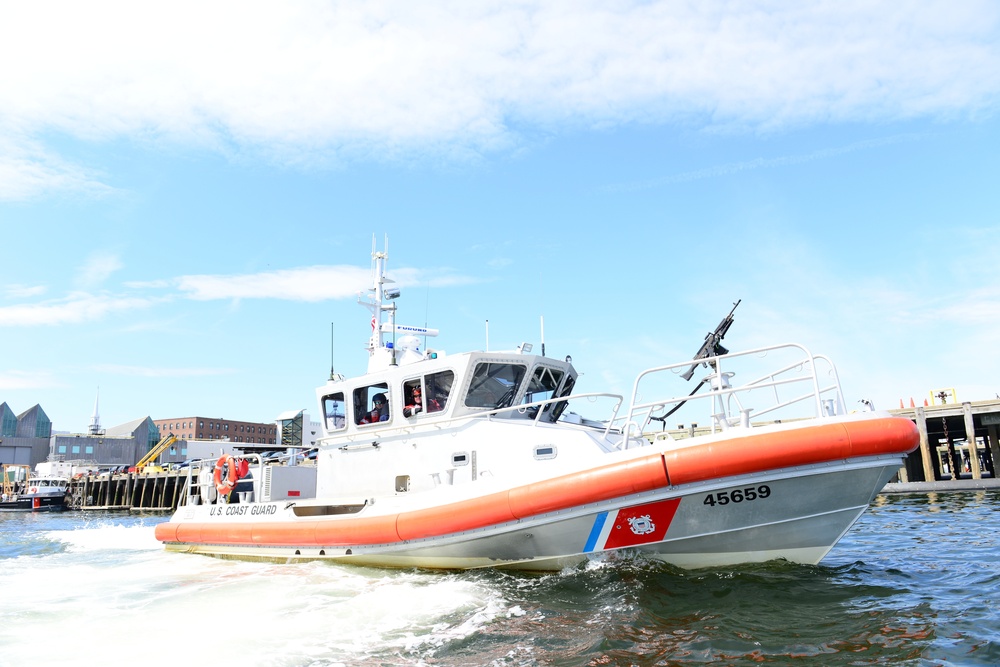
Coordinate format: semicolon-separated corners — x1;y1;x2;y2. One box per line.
1;465;70;512
155;243;918;570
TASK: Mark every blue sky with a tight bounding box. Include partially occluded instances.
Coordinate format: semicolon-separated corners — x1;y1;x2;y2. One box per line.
1;2;999;432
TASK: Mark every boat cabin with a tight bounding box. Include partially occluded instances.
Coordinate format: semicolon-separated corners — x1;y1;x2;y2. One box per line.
318;351;578;439
315;246;579;443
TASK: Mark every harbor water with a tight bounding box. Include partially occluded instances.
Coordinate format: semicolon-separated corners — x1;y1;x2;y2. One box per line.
1;491;997;666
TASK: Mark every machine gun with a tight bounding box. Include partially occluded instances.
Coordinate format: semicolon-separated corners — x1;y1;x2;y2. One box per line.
648;300;741;430
680;299;741;381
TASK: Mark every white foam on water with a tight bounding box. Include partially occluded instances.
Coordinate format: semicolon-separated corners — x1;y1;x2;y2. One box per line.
47;519;162;552
0;522;512;667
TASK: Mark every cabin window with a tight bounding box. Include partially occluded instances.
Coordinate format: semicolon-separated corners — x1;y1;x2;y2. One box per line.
426;370;453;413
552;374;576;420
520;366;566;421
524;367;564;406
465;363;527;409
354;384;390;425
402;370;454;417
323;392;347;431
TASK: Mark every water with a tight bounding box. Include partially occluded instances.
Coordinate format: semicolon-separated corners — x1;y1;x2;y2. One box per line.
1;492;997;667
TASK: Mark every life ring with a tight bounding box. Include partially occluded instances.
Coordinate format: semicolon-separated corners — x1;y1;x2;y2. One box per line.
213;455;241;496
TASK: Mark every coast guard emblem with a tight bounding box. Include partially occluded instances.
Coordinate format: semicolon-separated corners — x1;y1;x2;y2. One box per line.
627;514;655;535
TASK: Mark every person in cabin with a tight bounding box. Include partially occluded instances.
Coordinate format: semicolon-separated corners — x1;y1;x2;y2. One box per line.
404;385;440;417
361;393;390;423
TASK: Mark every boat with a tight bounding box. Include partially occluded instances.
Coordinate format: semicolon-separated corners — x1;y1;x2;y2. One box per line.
155;243;919;571
1;464;70;512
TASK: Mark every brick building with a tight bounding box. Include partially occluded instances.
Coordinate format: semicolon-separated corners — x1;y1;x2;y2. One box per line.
153;416;277;445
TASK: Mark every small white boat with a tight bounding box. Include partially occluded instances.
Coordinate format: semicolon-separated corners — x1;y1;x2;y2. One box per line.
1;465;70;512
156;243;918;570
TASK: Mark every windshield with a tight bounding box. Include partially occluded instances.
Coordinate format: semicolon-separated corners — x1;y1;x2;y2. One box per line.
465;363;527;409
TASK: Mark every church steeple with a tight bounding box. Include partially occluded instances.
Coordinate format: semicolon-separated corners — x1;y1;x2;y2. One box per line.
88;387;102;435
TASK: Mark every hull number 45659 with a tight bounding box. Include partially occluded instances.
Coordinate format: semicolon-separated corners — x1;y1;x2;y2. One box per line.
703;485;771;507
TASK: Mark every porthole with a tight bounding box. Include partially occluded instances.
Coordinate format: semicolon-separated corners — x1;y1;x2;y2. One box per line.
533;445;557;460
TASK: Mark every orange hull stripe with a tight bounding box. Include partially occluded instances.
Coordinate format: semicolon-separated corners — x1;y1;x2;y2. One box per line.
842;417;920;457
663;418;918;486
397;491;514;541
508;454;668;517
154;522;177;542
312;514;399;545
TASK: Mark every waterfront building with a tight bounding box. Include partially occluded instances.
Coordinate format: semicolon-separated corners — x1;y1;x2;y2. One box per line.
152;416;277;445
49;416;166;469
0;402;52;466
276;409;320;450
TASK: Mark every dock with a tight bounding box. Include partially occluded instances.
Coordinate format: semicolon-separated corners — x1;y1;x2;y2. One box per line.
67;469;188;512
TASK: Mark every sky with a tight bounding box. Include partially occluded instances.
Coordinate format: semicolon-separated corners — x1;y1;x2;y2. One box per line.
1;1;999;433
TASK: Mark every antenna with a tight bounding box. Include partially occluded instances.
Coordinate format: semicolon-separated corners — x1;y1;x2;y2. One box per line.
540;315;545;357
485;319;490;351
329;323;336;380
424;288;430;351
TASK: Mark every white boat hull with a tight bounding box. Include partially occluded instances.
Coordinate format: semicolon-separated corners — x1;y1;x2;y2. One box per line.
160;454;902;571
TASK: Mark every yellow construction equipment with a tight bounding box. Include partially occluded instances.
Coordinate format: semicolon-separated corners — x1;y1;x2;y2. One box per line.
135;434;178;473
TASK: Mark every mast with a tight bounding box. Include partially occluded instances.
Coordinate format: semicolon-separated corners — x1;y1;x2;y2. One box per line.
356;237;437;371
359;237;398;371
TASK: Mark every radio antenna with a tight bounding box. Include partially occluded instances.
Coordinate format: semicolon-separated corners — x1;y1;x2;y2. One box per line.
329;323;337;380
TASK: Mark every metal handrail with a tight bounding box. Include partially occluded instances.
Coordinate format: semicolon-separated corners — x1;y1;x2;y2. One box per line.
624;343;846;435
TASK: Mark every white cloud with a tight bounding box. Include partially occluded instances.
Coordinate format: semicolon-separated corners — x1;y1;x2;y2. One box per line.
176;265;373;302
0;262;475;328
0;370;63;390
89;364;235;378
77;251;124;288
0;292;157;326
0;136;115;200
601;134;927;192
0;1;997;199
3;284;47;299
175;265;474;301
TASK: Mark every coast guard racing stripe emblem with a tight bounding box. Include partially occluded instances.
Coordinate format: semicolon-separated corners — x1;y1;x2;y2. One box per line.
584;497;681;552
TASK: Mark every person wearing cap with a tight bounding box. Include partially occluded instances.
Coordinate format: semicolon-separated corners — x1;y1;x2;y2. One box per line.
361;393;390;423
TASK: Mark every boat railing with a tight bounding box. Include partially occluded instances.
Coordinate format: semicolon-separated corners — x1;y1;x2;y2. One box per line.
179;453;267;506
620;343;847;439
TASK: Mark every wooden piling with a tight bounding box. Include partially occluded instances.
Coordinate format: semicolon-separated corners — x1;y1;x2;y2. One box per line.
68;469;187;512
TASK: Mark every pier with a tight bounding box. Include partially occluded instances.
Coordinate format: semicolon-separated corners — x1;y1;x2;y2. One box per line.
882;397;1000;493
67;469;189;511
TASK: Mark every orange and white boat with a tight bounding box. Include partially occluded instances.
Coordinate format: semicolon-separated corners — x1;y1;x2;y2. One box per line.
155;244;918;570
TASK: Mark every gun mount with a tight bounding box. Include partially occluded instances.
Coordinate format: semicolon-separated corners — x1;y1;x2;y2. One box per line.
680;300;741;381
